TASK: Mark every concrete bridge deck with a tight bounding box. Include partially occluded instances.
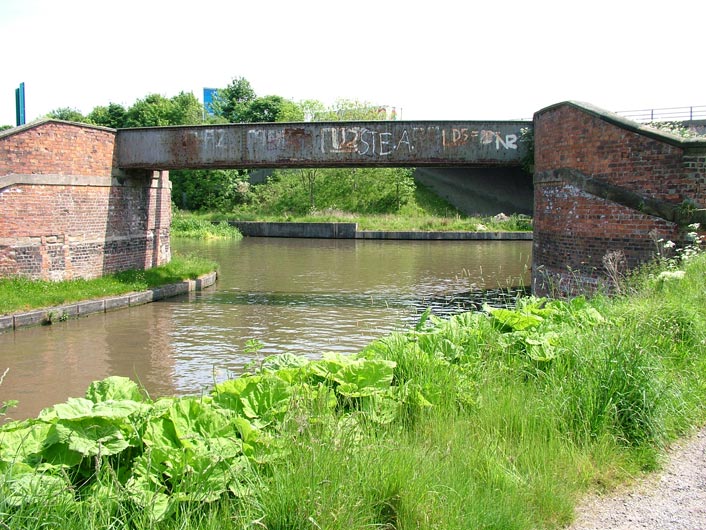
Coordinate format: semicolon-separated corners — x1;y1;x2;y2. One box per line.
116;120;531;169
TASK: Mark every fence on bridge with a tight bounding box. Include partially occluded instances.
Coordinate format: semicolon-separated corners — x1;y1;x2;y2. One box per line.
616;105;706;123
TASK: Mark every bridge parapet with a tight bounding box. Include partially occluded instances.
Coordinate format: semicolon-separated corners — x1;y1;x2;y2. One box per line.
116;120;530;169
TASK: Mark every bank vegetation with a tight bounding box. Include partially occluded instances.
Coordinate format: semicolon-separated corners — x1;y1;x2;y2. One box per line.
1;237;705;528
0;254;218;316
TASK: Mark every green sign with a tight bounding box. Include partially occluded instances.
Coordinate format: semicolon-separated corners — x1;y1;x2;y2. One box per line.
15;82;25;126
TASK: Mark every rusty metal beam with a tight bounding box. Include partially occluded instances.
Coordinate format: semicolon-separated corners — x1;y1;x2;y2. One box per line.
116;121;531;169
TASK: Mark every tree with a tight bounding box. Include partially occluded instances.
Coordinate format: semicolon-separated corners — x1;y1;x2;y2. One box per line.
124;94;173;127
211;77;257;123
241;95;303;123
210;77;302;123
123;92;205;128
171;169;249;211
47;107;87;123
87;103;127;129
167;92;203;125
300;169;319;210
303;98;394;122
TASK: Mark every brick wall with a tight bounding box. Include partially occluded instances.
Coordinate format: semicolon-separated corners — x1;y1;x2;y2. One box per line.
0;120;171;281
0;120;117;176
533;102;706;295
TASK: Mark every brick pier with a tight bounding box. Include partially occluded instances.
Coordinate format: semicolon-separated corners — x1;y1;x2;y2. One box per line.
0;120;170;280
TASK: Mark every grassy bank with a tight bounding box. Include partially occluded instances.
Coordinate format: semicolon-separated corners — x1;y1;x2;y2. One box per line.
206;210;533;232
171;212;244;239
176;172;533;233
1;253;705;529
0;254;218;316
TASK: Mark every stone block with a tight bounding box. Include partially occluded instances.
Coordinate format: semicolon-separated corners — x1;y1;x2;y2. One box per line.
14;310;47;328
0;315;14;332
78;299;105;316
104;295;130;312
129;291;154;306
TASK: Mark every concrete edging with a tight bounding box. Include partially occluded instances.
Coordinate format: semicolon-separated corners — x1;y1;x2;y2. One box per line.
355;231;532;240
0;271;217;333
229;221;533;240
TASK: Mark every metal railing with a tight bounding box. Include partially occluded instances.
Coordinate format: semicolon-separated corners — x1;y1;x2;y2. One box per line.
616;105;706;123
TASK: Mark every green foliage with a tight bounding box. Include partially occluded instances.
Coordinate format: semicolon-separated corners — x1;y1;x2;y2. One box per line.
210;76;256;122
0;254;217;315
305;98;395;121
644;121;706;139
124;92;203;127
46;107;86;122
3;254;706;528
210;77;303;124
86;102;128;128
0;352;408;523
171;168;251;212
242;167;416;215
171;210;243;239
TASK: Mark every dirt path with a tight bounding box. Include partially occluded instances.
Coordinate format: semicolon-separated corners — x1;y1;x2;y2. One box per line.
568;427;706;529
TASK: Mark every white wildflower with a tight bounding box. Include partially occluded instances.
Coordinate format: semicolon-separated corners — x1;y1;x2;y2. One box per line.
658;270;686;281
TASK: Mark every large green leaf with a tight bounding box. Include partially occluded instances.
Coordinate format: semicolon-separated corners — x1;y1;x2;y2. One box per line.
167;398;237;447
54;419;131;457
38;397;147;421
212;374;292;427
0;470;72;507
85;376;145;403
485;305;544;332
309;353;396;393
333;359;396;397
0;420;53;462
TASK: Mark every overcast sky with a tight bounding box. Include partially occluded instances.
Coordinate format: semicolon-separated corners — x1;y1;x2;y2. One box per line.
1;0;704;126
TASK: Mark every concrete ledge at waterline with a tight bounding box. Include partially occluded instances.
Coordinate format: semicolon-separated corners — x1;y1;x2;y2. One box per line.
230;221;357;238
78;300;106;315
355;231;533;240
229;221;533;241
12;310;47;329
2;271;218;333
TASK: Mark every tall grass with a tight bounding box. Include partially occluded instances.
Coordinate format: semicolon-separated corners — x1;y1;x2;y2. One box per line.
171;210;243;239
244;254;706;529
1;253;705;529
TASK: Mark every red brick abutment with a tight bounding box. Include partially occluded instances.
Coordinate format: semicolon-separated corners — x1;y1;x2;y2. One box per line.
0;121;171;280
532;101;706;295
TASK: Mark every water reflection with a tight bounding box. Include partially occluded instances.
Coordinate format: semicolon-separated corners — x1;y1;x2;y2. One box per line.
0;238;531;420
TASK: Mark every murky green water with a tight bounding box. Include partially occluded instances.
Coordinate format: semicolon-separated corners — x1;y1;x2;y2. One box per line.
0;238;531;420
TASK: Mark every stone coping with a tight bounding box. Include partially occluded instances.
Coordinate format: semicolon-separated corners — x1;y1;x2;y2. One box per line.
0;271;217;333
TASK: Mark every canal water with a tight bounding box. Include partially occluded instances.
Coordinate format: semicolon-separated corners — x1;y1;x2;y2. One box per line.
0;238;531;421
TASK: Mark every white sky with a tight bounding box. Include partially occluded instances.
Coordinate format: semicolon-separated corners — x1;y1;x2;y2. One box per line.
1;0;704;126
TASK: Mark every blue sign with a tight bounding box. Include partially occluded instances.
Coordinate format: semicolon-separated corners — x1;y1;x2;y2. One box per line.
203;87;218;116
15;82;25;126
